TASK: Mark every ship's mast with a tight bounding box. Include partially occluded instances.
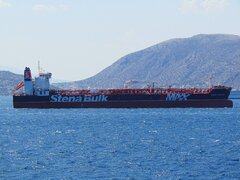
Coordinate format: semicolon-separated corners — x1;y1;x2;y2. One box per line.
38;61;45;75
38;60;41;75
209;75;213;88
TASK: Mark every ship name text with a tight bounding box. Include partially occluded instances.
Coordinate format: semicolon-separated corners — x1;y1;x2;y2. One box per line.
50;95;108;102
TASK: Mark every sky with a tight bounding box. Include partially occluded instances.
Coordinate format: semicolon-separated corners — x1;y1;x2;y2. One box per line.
0;0;239;81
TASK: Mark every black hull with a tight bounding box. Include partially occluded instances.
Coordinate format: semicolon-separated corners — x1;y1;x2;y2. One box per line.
13;100;233;108
13;87;233;108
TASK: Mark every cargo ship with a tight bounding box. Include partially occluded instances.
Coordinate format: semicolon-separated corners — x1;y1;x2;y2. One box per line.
13;67;233;108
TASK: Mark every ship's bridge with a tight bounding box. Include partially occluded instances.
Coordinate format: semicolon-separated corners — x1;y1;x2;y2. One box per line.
34;72;52;96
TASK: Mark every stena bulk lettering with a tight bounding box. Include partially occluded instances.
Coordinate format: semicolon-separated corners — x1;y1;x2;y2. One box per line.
101;95;108;101
62;96;69;102
83;96;92;102
68;96;77;102
50;95;108;102
83;95;108;102
73;96;82;102
50;95;58;102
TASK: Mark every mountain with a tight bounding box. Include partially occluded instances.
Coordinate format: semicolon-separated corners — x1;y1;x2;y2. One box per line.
56;34;240;90
0;71;23;95
1;34;240;96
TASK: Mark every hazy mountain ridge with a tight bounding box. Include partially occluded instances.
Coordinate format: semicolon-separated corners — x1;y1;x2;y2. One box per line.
56;34;240;90
1;34;240;96
0;71;23;95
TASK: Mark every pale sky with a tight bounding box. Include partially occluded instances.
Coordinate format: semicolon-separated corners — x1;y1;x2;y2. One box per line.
0;0;239;81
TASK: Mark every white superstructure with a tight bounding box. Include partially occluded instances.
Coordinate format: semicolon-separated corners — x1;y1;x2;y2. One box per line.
23;67;52;96
34;72;52;96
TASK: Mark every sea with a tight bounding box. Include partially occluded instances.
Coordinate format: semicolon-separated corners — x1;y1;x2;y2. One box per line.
1;93;240;179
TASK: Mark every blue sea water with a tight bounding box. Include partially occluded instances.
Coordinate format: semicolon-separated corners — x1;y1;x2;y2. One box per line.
1;95;240;179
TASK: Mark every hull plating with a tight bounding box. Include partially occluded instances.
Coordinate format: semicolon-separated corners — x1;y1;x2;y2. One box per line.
13;87;233;108
13;100;233;108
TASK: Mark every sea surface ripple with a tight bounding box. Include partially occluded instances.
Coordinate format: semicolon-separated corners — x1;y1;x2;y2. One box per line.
1;96;240;179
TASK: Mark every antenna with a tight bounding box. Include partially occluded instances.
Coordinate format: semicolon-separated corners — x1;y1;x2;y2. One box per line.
209;75;213;88
38;61;45;74
38;61;40;75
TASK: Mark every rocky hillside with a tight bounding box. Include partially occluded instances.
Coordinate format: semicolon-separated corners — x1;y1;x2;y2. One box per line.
1;34;240;96
56;34;240;90
0;71;23;95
